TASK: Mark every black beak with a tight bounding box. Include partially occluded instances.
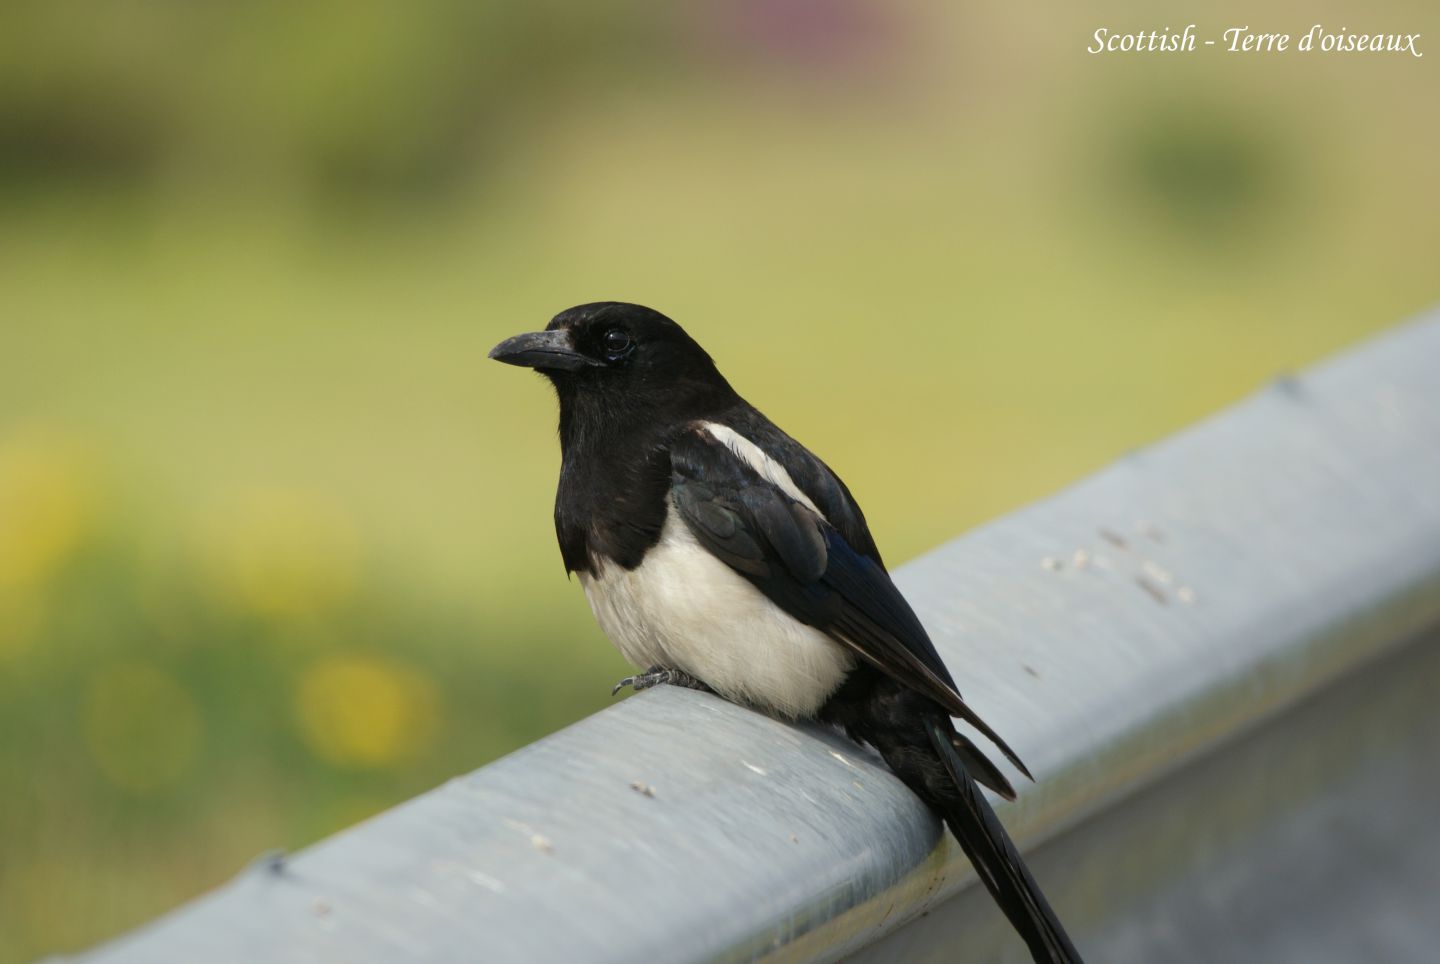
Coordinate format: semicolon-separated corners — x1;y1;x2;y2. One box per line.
488;330;602;372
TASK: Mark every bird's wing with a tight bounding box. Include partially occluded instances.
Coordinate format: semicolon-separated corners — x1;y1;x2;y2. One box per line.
669;425;1029;777
714;408;884;564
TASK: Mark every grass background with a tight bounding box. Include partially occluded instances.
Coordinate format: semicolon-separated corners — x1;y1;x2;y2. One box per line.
1;2;1436;959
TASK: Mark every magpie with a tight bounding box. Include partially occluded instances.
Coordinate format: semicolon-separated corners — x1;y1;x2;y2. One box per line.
490;302;1083;964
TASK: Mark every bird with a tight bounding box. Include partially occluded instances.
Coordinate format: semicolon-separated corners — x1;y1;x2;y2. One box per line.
489;302;1083;964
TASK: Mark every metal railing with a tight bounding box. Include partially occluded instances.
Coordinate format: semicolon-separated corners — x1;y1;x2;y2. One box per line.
78;309;1440;963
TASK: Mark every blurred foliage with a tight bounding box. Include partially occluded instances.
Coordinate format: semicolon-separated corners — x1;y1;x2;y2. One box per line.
1;0;1437;960
0;431;622;961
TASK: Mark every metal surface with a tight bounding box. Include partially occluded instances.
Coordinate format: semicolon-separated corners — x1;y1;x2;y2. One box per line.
78;310;1440;963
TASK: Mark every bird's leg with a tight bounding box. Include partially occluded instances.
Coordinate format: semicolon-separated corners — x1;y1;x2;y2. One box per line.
612;666;714;696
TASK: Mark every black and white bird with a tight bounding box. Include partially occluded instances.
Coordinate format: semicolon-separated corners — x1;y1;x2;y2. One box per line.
490;302;1082;964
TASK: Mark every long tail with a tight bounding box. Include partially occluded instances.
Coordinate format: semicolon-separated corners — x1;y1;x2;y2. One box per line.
926;718;1083;964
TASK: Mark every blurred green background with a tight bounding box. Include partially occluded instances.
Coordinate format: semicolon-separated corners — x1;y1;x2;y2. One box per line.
1;1;1435;959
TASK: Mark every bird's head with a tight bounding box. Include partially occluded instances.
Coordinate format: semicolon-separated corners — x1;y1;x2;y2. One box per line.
489;302;734;413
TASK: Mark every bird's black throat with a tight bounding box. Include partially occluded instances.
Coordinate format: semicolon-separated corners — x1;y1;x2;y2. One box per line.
547;364;738;576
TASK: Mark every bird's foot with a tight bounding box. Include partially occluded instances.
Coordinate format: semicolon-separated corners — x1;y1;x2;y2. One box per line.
612;666;713;697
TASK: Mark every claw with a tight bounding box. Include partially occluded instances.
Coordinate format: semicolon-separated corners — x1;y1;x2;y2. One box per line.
611;666;714;697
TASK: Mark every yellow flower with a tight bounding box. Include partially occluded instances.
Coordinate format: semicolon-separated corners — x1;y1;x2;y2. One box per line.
296;654;439;769
0;427;96;592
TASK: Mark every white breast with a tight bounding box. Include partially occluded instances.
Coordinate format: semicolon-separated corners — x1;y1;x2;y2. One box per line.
578;505;853;719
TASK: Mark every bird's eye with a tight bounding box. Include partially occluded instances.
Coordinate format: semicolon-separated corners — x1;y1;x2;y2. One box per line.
602;328;633;357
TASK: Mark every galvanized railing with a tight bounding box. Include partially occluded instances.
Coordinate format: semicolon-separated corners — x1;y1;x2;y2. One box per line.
78;309;1440;963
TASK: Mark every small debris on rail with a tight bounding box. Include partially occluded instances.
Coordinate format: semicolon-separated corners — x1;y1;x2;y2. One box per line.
1142;559;1175;585
629;780;656;798
251;849;288;877
1136;576;1169;605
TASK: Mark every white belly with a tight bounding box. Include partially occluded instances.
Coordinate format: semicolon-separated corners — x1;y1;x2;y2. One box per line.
577;506;853;719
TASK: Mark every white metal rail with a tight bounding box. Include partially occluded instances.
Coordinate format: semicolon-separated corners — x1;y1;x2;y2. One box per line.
77;309;1440;963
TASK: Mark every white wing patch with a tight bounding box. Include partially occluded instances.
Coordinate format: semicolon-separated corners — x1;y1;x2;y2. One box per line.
578;504;853;719
697;421;826;521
